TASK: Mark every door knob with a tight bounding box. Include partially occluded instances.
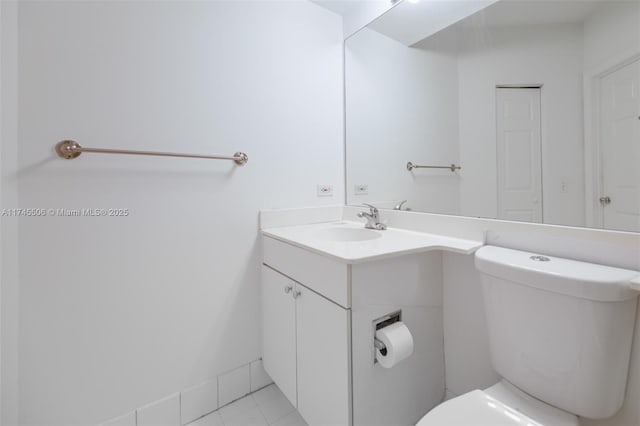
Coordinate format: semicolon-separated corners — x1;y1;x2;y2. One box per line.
284;285;293;294
599;196;611;205
292;290;301;299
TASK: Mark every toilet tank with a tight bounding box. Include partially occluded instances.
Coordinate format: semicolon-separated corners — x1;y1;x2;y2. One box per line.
475;246;639;419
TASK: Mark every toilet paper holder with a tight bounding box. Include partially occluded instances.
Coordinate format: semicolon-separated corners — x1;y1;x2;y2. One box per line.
373;310;402;361
373;337;387;355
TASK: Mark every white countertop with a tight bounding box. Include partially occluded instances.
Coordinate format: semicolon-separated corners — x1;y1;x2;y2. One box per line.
262;221;483;264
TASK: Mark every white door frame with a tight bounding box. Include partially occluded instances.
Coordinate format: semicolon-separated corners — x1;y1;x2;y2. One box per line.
583;49;640;228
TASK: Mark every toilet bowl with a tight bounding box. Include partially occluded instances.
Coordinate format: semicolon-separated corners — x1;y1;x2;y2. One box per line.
417;246;640;426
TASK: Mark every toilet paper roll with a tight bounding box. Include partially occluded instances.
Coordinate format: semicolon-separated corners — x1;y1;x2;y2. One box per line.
375;321;414;368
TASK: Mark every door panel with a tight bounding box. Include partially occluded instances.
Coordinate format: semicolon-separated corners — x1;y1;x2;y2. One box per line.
296;284;351;425
496;88;543;223
261;266;297;407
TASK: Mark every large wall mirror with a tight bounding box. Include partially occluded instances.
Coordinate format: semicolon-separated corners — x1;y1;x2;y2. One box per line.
345;0;640;232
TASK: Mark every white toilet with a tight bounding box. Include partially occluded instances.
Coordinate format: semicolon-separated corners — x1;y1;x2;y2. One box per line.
418;245;640;426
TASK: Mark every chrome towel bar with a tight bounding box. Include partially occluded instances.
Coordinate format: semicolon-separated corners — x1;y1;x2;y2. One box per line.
406;162;461;172
55;140;248;165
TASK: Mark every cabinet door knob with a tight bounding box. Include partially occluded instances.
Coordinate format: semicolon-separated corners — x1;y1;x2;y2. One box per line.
599;196;611;205
293;290;302;299
284;285;293;294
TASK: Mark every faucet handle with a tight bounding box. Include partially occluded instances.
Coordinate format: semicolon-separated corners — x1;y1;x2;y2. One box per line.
361;203;378;213
357;203;386;230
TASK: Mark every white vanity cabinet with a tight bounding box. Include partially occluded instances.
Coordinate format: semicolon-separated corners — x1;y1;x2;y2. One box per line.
261;220;481;426
261;238;351;426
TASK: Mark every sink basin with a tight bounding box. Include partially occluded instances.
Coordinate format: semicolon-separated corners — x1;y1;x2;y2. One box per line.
310;227;382;242
262;219;484;263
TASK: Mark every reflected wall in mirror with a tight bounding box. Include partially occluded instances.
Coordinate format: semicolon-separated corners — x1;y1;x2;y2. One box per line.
345;0;640;232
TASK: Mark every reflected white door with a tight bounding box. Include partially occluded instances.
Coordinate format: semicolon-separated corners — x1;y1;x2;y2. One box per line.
600;59;640;232
496;88;543;223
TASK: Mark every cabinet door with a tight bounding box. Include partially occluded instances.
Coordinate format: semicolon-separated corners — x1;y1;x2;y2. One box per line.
296;284;351;425
262;266;297;406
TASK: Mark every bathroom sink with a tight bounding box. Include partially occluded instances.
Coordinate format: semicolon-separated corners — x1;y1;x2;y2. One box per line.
309;227;382;242
262;220;483;263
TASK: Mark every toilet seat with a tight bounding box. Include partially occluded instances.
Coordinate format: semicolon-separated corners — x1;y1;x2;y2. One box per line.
416;389;541;426
417;381;579;426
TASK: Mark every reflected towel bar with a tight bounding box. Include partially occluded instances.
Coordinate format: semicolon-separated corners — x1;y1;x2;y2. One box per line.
406;162;461;172
55;140;248;165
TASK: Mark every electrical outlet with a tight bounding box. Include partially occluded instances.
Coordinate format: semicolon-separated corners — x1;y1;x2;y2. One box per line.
354;184;368;195
317;185;333;197
560;180;568;193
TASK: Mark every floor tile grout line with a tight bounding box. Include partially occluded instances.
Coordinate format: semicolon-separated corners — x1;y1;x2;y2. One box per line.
248;393;269;425
253;393;287;426
258;399;297;423
186;384;302;426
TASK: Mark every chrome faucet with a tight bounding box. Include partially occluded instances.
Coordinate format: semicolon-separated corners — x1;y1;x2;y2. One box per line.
393;200;407;210
357;203;387;230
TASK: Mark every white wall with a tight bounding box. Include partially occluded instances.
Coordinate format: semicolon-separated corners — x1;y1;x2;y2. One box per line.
1;1;20;425
8;1;343;424
583;1;640;72
442;253;499;397
457;24;585;226
345;28;460;213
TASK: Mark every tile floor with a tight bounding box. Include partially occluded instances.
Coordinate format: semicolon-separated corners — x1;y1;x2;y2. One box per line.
188;384;307;426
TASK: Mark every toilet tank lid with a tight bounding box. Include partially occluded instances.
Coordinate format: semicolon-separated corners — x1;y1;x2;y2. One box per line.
475;246;640;302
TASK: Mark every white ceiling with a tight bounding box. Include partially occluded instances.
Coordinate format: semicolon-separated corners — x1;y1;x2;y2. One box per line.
359;0;611;46
458;0;608;28
311;0;364;18
311;0;398;38
369;0;499;46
